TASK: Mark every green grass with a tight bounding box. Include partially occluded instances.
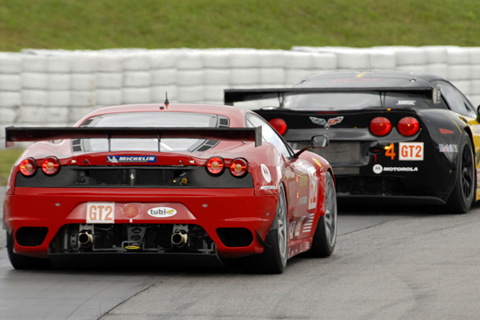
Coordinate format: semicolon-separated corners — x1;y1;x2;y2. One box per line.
1;0;480;52
0;148;23;186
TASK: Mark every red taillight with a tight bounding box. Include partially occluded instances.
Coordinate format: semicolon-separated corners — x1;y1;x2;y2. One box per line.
41;157;60;175
269;118;287;135
229;158;248;177
206;157;225;174
19;158;37;176
397;117;420;136
370;117;392;136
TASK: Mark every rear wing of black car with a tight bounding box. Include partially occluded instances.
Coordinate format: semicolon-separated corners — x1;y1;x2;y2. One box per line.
5;126;262;148
224;86;442;106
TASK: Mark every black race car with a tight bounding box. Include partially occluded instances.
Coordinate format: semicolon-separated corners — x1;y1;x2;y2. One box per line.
225;70;480;213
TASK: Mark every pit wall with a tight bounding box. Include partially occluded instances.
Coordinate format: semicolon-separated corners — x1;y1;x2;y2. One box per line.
2;46;480;146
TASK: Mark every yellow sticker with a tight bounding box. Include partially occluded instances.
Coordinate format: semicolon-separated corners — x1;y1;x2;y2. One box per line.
312;158;322;167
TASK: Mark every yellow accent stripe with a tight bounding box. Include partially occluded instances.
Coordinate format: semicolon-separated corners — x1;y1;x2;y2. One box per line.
445;114;462;134
355;72;369;78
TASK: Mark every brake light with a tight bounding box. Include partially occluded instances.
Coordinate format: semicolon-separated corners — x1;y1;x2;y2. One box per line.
397;117;420;136
370;117;392;136
229;158;248;177
41;157;60;175
206;157;225;174
19;158;37;176
269;118;287;135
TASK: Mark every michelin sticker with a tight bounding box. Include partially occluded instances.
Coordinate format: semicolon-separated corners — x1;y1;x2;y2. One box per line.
261;164;272;183
148;207;177;218
107;155;157;163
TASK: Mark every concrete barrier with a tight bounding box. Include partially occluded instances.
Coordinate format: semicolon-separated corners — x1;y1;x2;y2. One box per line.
2;46;480;146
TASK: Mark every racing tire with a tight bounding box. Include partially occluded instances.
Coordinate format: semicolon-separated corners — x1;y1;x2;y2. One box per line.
446;132;476;214
6;231;52;270
308;171;337;257
255;185;288;274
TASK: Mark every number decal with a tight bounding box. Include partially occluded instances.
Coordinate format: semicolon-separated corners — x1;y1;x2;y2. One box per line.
385;143;396;160
87;202;115;223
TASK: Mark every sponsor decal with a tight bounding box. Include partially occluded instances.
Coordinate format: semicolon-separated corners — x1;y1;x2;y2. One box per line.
439;144;458;153
290;222;295;239
295;217;304;237
303;213;314;233
261;164;272;183
298;174;309;187
298;196;308;206
373;164;419;174
309;116;344;128
306;166;318;210
260;185;277;190
399;142;424;161
147;207;177;218
107;155;157;163
396;100;416;106
124;204;139;218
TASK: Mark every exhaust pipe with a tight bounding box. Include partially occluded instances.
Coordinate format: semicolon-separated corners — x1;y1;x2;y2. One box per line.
78;232;93;247
171;232;188;248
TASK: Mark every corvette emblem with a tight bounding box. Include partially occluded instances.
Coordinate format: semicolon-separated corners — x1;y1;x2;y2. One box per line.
309;116;344;128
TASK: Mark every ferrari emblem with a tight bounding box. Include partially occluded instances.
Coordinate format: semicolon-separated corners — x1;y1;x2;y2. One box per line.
309;116;344;128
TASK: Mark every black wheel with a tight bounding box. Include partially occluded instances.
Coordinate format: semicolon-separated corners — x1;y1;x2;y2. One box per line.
255;185;288;274
6;231;52;270
446;132;475;213
308;171;337;257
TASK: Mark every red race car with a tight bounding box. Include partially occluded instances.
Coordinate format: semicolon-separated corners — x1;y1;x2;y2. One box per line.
4;103;336;273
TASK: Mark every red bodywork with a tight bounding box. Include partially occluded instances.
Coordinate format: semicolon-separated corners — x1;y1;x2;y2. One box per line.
3;103;332;266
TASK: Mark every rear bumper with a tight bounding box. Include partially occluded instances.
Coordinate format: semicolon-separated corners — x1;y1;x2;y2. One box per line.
4;187;278;260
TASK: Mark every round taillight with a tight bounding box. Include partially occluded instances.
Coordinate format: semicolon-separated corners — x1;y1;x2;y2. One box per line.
269;118;287;135
19;158;37;176
229;158;248;177
206;157;225;174
41;157;60;175
397;117;420;136
370;117;392;136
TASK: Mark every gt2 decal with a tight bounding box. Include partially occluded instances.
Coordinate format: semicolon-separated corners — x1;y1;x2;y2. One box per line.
87;202;115;223
399;142;424;161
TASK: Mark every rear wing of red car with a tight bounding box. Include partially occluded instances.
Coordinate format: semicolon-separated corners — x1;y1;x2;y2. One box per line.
224;86;442;106
5;126;262;148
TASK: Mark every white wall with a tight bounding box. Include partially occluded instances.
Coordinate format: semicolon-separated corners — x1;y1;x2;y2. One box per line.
2;46;480;147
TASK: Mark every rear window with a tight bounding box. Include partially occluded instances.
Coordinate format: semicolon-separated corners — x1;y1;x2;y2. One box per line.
282;92;448;111
74;112;228;153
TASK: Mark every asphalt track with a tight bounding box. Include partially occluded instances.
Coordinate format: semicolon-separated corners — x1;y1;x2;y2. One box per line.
2;186;480;319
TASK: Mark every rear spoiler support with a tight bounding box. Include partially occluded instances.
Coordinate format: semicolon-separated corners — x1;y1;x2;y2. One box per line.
224;87;442;106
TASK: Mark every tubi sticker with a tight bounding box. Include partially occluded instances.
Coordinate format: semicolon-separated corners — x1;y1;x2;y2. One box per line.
148;207;177;218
